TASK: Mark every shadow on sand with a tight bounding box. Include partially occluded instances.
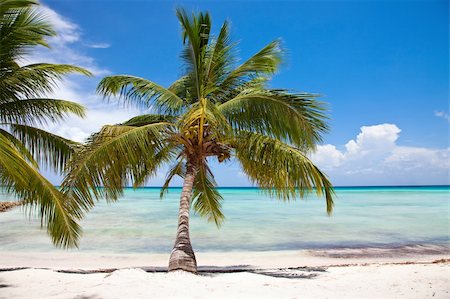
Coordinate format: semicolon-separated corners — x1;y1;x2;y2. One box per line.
0;277;12;288
0;265;328;280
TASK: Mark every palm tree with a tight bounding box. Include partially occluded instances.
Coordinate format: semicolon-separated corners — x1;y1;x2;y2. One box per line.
62;8;334;273
0;0;91;247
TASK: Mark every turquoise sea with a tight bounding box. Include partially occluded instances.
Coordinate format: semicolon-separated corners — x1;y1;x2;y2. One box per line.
0;186;449;253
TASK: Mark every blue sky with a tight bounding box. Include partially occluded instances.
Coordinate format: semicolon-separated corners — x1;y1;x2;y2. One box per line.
37;0;449;186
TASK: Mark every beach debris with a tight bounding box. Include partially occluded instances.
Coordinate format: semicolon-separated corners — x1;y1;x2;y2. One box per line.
251;268;325;279
431;259;450;264
0;202;22;212
0;267;29;272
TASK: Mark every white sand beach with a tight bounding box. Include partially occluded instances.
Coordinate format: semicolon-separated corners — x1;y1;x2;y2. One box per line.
1;250;449;299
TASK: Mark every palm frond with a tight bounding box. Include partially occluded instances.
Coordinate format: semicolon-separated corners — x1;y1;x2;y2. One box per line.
0;98;85;125
179;99;231;141
160;159;186;198
10;124;80;173
61;122;173;213
176;7;211;99
97;75;185;114
131;144;176;188
203;20;236;98
234;131;334;214
0;63;92;101
122;114;176;127
212;40;283;101
0;0;89;249
219;89;328;149
0;5;55;61
167;75;192;101
0;133;81;248
192;162;225;226
0;127;37;167
0;0;38;14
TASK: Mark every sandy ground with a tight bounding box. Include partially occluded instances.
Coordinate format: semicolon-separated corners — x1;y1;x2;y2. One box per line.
0;250;449;299
1;263;449;299
0;246;450;299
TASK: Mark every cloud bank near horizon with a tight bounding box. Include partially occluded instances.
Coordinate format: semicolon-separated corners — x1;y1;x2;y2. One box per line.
310;123;449;186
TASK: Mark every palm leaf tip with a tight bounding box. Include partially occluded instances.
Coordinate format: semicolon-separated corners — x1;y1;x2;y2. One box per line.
33;64;93;77
0;133;82;248
47;206;82;248
96;75;184;113
160;160;186;199
234;132;335;213
192;164;225;227
326;190;334;216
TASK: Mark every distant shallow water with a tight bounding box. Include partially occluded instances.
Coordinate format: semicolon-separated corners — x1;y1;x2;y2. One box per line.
0;186;449;254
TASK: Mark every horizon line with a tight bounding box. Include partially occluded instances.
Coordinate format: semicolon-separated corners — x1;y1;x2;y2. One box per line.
50;185;450;189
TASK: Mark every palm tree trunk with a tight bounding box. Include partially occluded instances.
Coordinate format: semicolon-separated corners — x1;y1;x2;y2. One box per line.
168;162;197;273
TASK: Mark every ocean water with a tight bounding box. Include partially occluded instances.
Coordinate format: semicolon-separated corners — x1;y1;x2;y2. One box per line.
0;186;449;254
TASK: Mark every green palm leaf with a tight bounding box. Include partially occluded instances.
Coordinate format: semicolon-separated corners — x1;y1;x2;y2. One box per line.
203;20;236;97
0;4;54;60
0;63;92;101
160;160;186;198
0;0;38;14
234;131;334;214
211;40;283;101
130;142;177;188
176;8;211;99
0;1;90;248
61;122;174;211
219;89;328;149
10;124;80;173
0;127;37;167
122;114;176;127
0;98;85;125
192;163;225;226
0;133;81;248
97;75;185;114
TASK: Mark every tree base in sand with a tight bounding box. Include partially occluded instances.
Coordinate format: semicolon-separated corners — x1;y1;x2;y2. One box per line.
168;248;197;273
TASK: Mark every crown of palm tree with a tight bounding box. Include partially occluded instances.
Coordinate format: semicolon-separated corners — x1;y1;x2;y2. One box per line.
0;0;91;248
62;8;334;231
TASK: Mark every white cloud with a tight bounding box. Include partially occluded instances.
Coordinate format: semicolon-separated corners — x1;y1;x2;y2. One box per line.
310;144;344;168
20;5;110;76
311;124;450;186
345;124;400;155
386;145;450;170
29;5;139;142
435;111;450;122
86;43;111;49
39;5;80;44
